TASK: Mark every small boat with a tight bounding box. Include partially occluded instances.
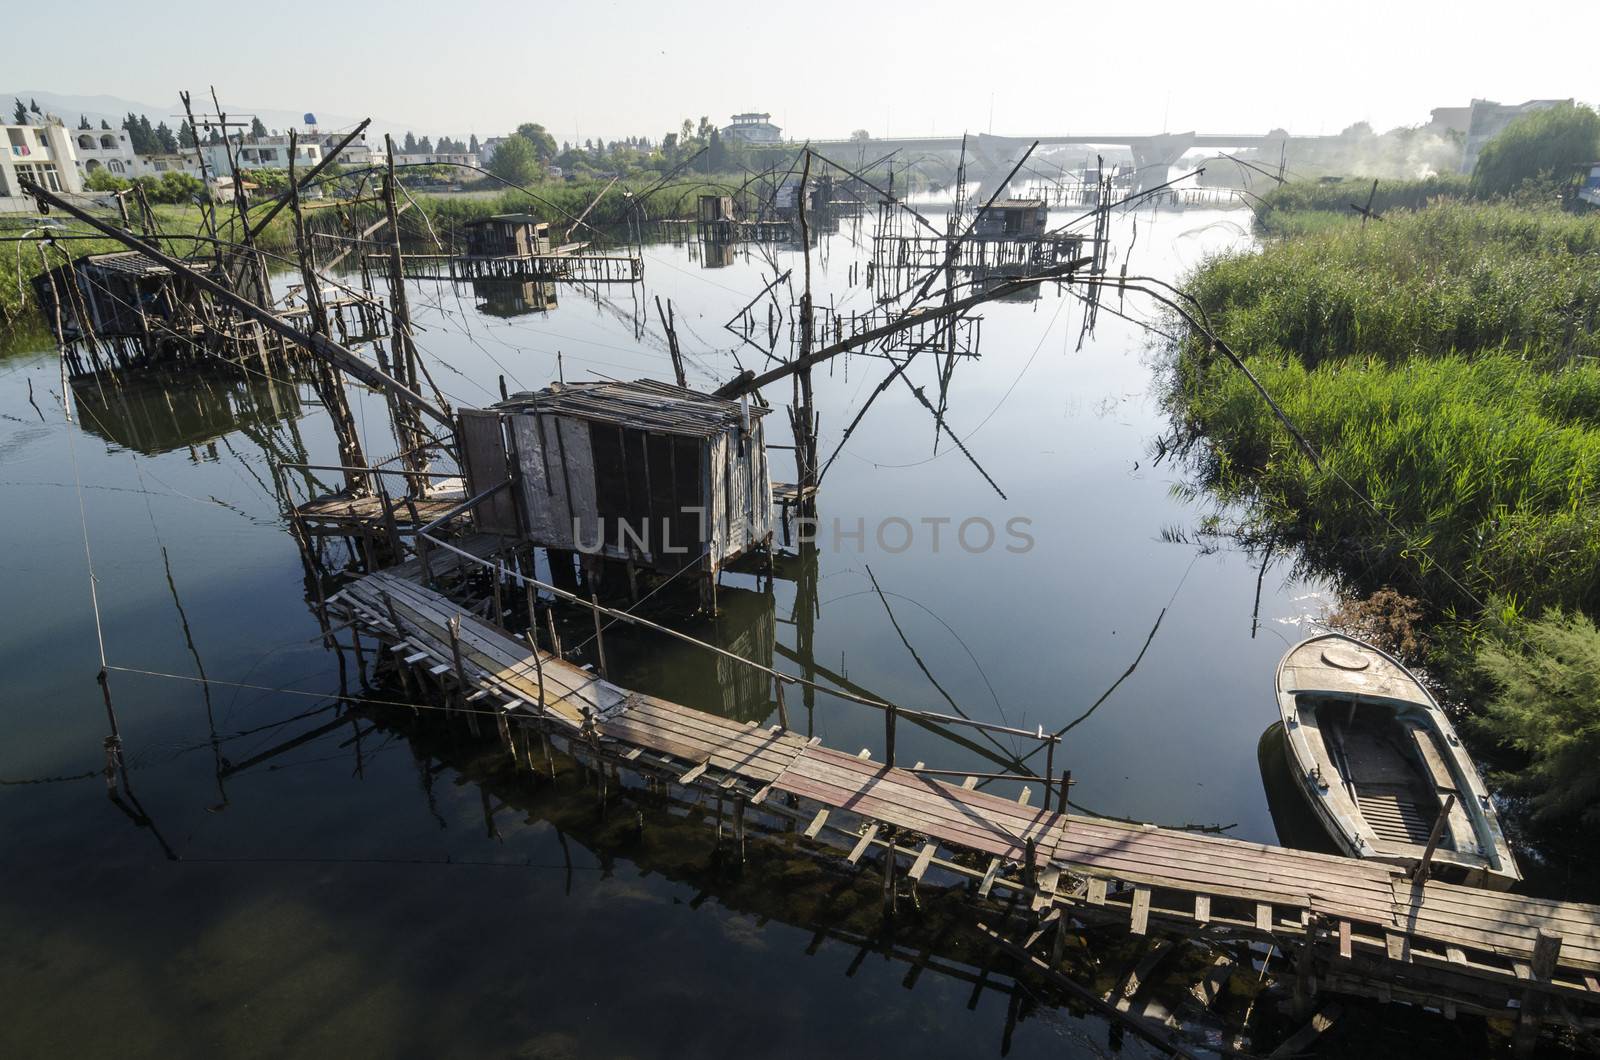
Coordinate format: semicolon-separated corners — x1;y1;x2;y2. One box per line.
1276;633;1520;890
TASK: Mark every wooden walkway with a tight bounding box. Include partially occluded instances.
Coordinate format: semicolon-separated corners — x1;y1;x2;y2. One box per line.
330;567;1600;1038
381;252;644;285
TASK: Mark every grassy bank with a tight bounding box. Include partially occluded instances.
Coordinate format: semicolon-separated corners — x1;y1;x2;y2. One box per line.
1167;199;1600;827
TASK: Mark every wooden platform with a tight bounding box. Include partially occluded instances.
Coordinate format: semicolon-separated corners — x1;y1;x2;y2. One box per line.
329;567;1600;1035
293;479;464;536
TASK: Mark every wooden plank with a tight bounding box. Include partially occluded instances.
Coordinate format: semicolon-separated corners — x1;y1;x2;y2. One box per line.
909;843;936;882
1194;895;1211;924
804;808;829;839
847;824;881;865
1088;877;1108;905
1131;886;1152;936
1340;919;1354;960
979;857;1002;898
1191;953;1234;1008
1268;1004;1342;1058
1256;903;1273;933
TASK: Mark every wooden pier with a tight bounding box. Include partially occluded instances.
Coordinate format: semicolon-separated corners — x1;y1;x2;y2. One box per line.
378;251;644;285
328;554;1600;1048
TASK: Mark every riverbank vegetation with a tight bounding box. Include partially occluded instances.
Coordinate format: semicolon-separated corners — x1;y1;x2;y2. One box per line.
1168;103;1600;827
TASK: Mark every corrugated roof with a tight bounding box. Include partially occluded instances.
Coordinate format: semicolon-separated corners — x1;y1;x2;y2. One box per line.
497;379;769;437
464;213;550;227
995;198;1045;210
83;251;173;277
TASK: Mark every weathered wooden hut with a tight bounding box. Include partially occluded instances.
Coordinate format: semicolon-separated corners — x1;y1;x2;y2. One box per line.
462;213;552;257
32;251;195;344
493;380;773;575
973;198;1048;239
697;194;735;225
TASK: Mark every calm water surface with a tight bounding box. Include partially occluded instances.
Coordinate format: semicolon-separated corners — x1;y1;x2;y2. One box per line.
1;203;1347;1057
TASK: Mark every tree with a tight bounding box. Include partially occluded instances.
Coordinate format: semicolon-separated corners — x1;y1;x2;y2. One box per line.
469;132;480;154
78;114;91;130
249;116;268;139
680;118;693;144
487;133;538;184
123;114;148;153
662;132;678;157
12;99;27;125
179;120;196;148
849;129;871;142
137;115;156;152
154;121;178;153
707;127;726;170
402;131;418;153
515;123;558;162
100;118;111;130
418;135;434;154
29;98;41;116
1476;606;1600;824
697;116;714;140
1471;102;1600;198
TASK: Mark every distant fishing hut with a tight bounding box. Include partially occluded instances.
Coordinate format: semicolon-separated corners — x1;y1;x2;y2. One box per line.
462;213;553;258
973;198;1048;239
493;379;774;593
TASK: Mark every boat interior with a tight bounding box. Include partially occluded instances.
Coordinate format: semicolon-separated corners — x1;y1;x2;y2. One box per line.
1299;694;1460;851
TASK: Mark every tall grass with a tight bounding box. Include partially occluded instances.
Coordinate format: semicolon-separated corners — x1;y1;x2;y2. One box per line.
1170;352;1600;614
1254;174;1471;232
1186;202;1600;370
1170;204;1600;616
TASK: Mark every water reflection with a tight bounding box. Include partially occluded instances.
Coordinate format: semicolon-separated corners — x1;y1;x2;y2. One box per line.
471;279;558;317
1256;722;1342;856
71;366;305;459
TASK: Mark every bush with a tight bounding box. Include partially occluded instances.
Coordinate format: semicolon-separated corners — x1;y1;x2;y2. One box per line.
1474;607;1600;824
136;171;206;205
488;134;539;185
1471;102;1600;200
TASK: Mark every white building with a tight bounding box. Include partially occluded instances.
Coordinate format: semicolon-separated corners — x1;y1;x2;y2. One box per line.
478;137;506;164
394;150;476;169
200;135;323;175
0;119;83;199
319;131;378;167
70;126;138;179
721;112;782;145
136;153;203;179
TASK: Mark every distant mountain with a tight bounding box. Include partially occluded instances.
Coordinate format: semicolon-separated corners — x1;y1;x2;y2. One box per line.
3;90;420;142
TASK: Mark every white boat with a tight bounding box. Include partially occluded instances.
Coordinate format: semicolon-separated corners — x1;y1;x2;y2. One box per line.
1276;633;1520;890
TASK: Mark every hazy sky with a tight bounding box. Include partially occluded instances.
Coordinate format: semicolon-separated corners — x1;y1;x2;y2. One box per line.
7;0;1595;142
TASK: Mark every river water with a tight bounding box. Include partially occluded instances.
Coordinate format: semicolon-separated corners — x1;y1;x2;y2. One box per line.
0;202;1360;1057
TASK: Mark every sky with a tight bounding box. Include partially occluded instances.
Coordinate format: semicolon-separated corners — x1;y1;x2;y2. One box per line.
6;0;1596;143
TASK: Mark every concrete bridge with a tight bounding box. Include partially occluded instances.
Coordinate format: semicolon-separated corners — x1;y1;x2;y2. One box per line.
803;131;1339;192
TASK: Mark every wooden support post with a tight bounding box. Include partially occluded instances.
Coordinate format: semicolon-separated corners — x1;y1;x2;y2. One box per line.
885;698;896;768
589;591;609;680
492;562;505;624
523;631;548;715
774;676;791;731
1412;793;1457;884
546;607;563;658
1513;931;1562;1058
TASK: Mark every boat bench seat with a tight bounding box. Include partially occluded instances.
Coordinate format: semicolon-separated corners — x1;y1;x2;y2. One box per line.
1407;724;1459;794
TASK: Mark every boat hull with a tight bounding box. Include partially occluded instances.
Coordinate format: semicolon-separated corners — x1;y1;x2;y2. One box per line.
1275;633;1519;890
